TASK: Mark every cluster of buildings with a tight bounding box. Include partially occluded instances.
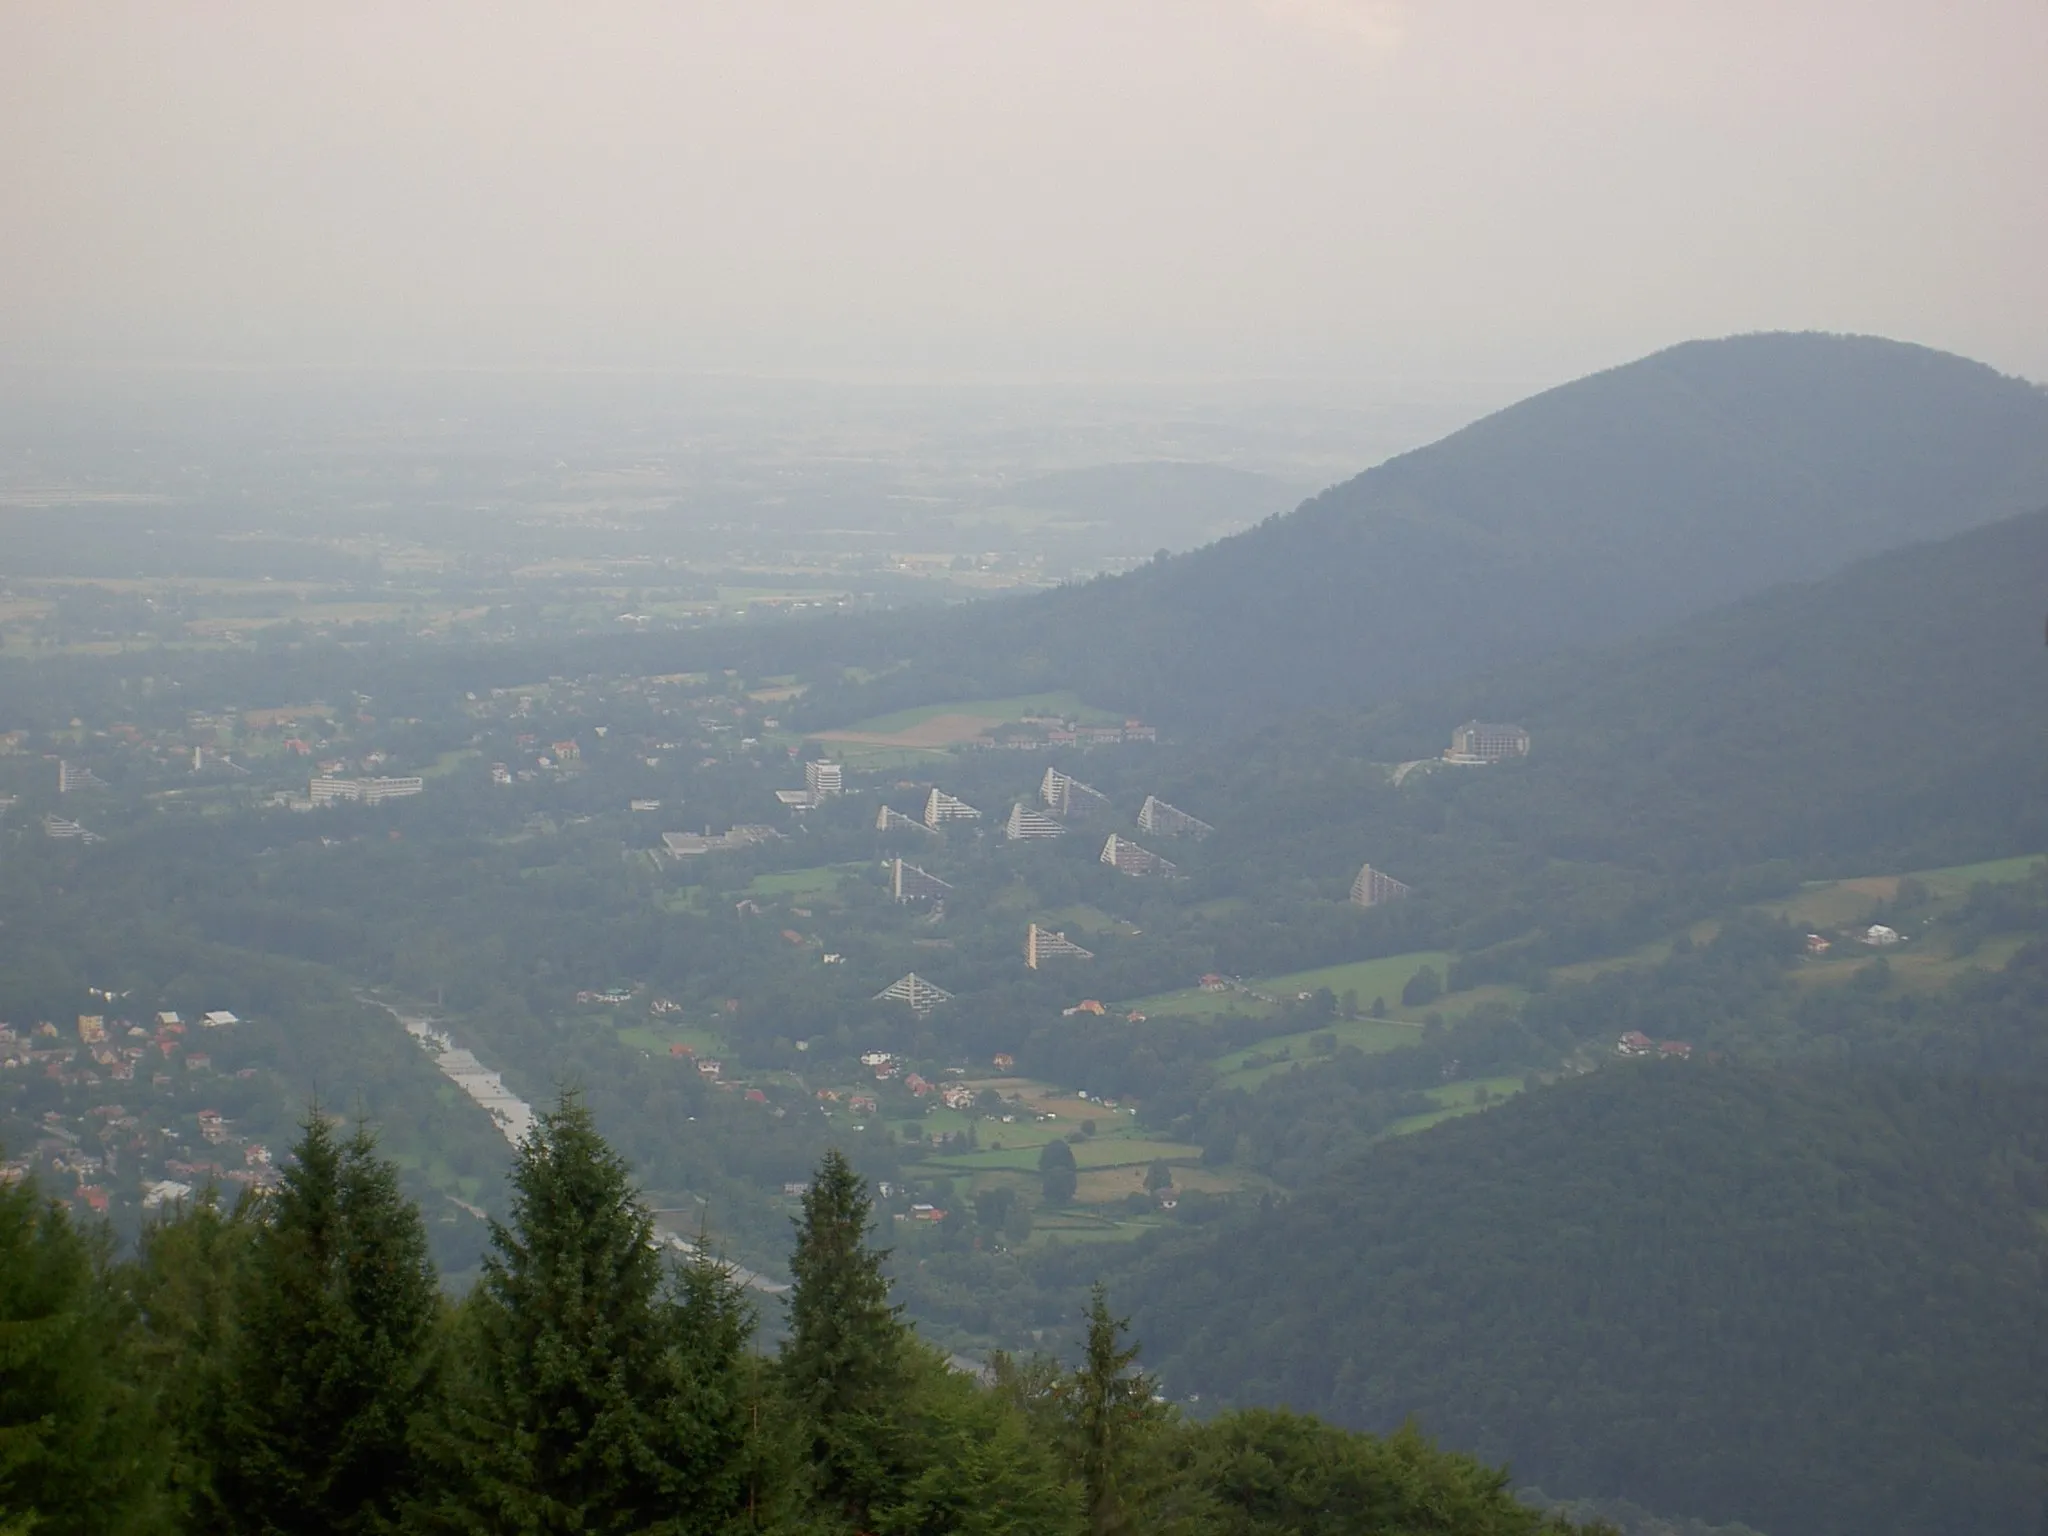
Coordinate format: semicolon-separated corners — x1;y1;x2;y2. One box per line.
662;825;781;858
857;770;1216;861
982;718;1158;750
1805;924;1908;954
774;760;847;812
3;708;400;831
1009;773;1215;848
1;1009;245;1089
1617;1031;1692;1059
0;1010;278;1217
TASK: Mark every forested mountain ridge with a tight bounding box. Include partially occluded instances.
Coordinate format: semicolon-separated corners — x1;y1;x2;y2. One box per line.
792;332;2048;728
1112;1061;2048;1536
1112;503;2048;976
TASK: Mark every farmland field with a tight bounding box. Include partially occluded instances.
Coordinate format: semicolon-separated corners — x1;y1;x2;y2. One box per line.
812;691;1123;753
1910;853;2045;895
1128;950;1454;1021
1763;852;2044;927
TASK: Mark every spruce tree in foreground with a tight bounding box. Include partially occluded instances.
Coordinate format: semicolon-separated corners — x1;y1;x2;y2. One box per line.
1068;1286;1160;1536
781;1148;911;1530
0;1166;160;1536
429;1090;759;1535
129;1189;257;1531
214;1113;440;1535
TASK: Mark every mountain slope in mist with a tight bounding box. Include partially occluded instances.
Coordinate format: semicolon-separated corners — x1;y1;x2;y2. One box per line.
1118;1062;2048;1536
798;332;2048;728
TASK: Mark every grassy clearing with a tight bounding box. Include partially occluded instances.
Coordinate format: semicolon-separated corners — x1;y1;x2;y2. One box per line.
1763;879;1899;929
1549;931;1697;985
1910;853;2046;896
1212;1019;1420;1088
831;691;1122;739
1030;1222;1157;1245
1385;1076;1526;1138
422;748;478;778
1762;853;2043;929
926;1136;1195;1175
616;1022;729;1055
1076;1168;1172;1204
1790;932;2029;991
821;743;957;770
1265;952;1457;1007
746;864;868;898
1123;985;1273;1019
1035;905;1134;936
1128;950;1454;1021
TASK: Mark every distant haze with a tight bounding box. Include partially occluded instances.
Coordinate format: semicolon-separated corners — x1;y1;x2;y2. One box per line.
3;1;2044;385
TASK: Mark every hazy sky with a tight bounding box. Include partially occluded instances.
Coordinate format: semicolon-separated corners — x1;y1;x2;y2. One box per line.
4;1;2044;385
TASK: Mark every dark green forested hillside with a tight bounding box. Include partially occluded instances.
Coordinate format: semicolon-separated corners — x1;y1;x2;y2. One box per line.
1114;1062;2048;1536
1103;503;2048;980
1329;502;2048;875
791;332;2048;728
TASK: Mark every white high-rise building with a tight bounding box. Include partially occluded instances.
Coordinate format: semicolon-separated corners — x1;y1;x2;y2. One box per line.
1005;804;1067;840
805;760;845;797
1101;835;1178;877
873;973;954;1014
877;805;935;834
890;859;954;902
1040;766;1113;820
924;788;982;828
1349;863;1412;907
1445;721;1531;764
1137;796;1214;839
310;775;424;806
56;760;106;794
1025;924;1094;968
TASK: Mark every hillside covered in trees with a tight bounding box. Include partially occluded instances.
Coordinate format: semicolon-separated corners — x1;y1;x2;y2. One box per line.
790;332;2048;728
970;501;2048;984
0;1093;1616;1536
1110;1061;2048;1536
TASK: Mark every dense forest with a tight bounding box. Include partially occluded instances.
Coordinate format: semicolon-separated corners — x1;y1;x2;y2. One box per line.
1;1093;1614;1536
1085;502;2048;985
1102;1062;2048;1536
